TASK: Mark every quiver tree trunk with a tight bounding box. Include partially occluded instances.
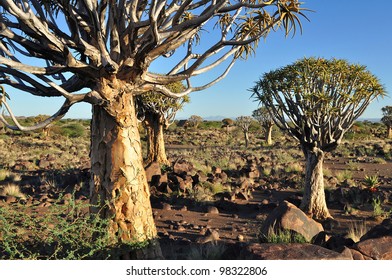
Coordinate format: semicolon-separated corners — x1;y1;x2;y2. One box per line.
265;125;273;145
300;147;331;220
144;113;169;166
89;89;158;245
244;131;249;147
387;126;392;139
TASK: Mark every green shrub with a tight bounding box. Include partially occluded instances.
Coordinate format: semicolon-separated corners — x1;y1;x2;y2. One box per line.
58;123;85;138
0;195;147;259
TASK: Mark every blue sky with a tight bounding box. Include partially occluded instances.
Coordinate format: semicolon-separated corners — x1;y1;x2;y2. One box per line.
174;0;392;120
6;0;392;121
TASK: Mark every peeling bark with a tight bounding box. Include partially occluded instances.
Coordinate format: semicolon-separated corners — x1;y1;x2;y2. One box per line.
89;87;157;244
300;148;332;220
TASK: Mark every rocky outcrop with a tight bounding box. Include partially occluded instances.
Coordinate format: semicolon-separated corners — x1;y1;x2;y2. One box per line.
260;200;324;242
352;218;392;260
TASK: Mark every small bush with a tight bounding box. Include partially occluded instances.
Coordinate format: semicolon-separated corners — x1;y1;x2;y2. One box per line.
0;195;148;259
58;123;85;138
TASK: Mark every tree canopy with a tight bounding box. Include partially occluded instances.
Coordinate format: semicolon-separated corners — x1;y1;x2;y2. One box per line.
0;0;309;131
251;57;386;152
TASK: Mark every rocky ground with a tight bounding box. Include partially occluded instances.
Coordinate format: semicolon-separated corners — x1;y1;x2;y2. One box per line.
1;125;392;259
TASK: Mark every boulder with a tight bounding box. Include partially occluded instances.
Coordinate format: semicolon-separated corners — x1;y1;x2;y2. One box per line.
354;236;392;260
192;171;208;184
173;159;193;176
145;162;161;183
360;218;392;240
241;243;352;260
260;200;324;242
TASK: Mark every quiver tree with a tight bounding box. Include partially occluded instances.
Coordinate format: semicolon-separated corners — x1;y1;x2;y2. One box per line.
222;118;234;133
236;116;253;147
137;81;189;166
252;106;274;145
0;0;308;247
381;106;392;139
251;57;385;219
187;115;203;129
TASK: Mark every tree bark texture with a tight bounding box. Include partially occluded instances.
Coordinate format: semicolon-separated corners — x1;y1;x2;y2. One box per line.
89;87;157;244
144;113;169;166
300;148;331;220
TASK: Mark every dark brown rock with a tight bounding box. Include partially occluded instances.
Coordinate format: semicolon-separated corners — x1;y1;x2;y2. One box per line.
360;218;392;240
173;159;193;176
145;162;161;183
196;229;220;244
207;206;219;214
349;249;366;260
162;203;172;211
260;200;324;242
354;236;392;260
242;243;353;260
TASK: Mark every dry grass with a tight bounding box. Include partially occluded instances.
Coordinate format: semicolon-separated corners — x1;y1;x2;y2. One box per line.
346;220;368;243
0;184;26;200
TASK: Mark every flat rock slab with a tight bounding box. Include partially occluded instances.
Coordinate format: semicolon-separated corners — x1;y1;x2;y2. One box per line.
241;243;353;260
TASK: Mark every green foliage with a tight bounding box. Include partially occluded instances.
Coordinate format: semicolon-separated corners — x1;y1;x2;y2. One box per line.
57;123;85;138
259;227;308;244
381;106;392;127
198;121;222;130
0;195;147;259
364;175;380;189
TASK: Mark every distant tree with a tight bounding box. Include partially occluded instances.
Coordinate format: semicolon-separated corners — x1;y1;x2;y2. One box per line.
221;118;235;133
252;107;274;145
251;57;385;219
188;115;203;129
137;81;189;166
236;116;253;147
381;106;392;139
0;0;308;248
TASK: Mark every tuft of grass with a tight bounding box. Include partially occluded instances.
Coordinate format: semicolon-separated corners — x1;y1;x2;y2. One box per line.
284;162;303;173
259;226;308;244
347;161;360;171
371;157;387;164
346;220;368;243
372;197;390;218
0;169;10;181
335;169;353;182
0;184;26;200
